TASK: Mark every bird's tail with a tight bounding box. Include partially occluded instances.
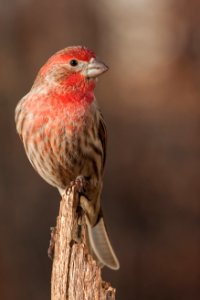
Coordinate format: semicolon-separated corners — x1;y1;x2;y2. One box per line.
86;211;120;270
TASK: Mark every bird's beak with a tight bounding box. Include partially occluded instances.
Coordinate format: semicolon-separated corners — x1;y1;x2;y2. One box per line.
82;58;109;79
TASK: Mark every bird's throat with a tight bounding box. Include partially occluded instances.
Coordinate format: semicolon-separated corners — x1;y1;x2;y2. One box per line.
53;78;96;106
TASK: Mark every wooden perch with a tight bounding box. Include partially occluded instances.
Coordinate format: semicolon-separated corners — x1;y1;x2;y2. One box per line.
50;186;116;300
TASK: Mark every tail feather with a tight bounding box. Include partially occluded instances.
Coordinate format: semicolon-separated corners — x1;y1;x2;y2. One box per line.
86;215;120;270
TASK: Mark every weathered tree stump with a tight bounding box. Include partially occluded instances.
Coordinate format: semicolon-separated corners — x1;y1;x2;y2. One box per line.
50;186;116;300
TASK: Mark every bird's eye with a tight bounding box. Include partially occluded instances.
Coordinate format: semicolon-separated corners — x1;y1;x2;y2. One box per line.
69;59;78;67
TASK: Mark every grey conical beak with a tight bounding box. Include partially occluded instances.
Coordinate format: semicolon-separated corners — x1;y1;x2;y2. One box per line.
83;58;109;79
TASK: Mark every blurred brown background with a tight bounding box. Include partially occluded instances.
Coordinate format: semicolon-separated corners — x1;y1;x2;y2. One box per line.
1;0;200;299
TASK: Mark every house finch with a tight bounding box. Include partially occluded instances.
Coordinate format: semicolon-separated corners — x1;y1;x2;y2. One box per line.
15;46;119;270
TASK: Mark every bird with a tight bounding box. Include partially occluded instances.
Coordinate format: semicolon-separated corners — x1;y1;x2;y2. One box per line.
15;46;119;270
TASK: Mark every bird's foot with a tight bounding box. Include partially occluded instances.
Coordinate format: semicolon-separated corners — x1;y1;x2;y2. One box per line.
67;175;88;195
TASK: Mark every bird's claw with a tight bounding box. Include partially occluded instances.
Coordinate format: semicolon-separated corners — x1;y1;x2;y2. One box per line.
68;175;88;195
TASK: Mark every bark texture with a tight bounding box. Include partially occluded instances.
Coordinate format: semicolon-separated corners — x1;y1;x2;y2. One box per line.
51;186;116;300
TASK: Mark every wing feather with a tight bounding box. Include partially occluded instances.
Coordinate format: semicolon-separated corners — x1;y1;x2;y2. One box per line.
98;113;107;169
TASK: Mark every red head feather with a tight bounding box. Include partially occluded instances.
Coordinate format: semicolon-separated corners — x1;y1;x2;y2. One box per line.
40;46;96;76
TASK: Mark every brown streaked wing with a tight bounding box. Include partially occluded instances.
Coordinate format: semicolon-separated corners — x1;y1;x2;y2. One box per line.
98;112;107;169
